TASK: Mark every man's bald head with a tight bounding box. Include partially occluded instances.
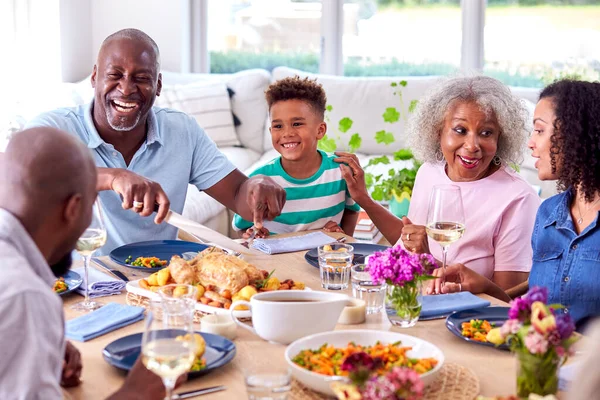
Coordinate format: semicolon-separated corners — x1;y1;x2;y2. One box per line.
99;28;160;70
2;127;96;211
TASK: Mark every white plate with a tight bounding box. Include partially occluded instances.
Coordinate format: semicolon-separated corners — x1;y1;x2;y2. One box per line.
126;279;310;319
284;330;445;397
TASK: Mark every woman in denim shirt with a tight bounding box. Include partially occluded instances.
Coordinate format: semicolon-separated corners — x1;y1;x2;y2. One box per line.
429;80;600;329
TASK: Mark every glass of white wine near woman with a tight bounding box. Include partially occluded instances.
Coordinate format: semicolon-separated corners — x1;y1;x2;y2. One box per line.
425;185;465;287
72;200;108;312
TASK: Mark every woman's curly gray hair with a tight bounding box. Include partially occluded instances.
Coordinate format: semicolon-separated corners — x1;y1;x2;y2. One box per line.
406;75;529;165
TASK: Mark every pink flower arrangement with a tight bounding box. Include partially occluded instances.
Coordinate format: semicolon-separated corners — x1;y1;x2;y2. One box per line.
367;246;437;287
332;352;424;400
486;286;580;397
487;286;578;356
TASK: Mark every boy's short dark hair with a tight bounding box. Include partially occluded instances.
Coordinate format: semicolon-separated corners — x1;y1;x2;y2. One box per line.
265;76;327;120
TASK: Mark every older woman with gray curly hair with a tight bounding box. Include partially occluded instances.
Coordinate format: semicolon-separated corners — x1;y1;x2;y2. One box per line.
335;76;540;297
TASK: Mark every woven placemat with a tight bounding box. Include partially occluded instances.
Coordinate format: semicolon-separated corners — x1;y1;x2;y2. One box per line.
125;292;252;323
290;363;480;400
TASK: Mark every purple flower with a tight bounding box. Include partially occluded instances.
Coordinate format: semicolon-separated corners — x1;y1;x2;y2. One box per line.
553;312;575;340
341;352;381;373
508;297;531;322
361;367;424;400
525;286;548;306
367;245;434;287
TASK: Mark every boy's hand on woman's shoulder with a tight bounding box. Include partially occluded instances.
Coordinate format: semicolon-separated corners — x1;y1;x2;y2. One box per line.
323;221;344;234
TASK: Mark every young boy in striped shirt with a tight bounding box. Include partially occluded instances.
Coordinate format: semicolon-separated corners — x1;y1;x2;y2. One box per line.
233;76;359;237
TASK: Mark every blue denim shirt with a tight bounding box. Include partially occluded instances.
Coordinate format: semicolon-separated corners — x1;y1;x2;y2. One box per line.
25;103;236;255
530;189;600;328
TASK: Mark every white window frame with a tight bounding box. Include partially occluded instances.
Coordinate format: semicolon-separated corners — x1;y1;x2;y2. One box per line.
189;0;485;75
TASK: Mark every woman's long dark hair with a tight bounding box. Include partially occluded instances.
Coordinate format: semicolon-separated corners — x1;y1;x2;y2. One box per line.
539;80;600;201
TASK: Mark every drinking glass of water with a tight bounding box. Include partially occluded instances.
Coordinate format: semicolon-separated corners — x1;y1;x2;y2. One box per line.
245;365;292;400
425;185;465;288
318;243;354;290
351;264;386;314
72;199;107;312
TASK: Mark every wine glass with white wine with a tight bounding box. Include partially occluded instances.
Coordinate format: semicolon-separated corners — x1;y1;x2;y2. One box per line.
142;285;198;400
72;199;107;312
425;185;465;289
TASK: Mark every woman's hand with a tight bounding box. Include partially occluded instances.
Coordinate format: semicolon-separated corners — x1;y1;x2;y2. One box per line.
426;263;490;295
323;220;344;233
334;152;370;204
400;216;429;254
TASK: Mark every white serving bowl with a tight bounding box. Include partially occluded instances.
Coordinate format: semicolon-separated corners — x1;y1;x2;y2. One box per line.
284;330;445;397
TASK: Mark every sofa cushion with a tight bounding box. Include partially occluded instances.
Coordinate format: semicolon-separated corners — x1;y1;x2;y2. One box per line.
272;66;442;156
155;81;240;147
161;69;271;153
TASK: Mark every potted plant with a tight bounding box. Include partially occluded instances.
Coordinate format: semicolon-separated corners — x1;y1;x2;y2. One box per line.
486;287;579;398
364;149;422;218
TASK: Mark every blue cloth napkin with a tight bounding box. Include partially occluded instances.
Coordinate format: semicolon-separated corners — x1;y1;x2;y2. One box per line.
251;231;335;255
559;362;580;391
66;303;145;342
420;292;491;319
73;266;126;298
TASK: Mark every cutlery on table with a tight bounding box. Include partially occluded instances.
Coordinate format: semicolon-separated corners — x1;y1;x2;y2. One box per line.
174;385;226;399
92;258;129;282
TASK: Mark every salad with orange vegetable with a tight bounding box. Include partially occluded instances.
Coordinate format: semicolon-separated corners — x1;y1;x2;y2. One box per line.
291;341;438;377
461;319;496;342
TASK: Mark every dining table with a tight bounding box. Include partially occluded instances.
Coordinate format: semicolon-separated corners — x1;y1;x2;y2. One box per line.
61;230;572;400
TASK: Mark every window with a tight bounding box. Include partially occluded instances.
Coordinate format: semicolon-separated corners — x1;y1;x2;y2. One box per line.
342;0;461;76
484;0;600;88
208;0;322;73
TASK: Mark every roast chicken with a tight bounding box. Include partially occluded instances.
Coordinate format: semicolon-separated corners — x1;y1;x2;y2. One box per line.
168;249;265;294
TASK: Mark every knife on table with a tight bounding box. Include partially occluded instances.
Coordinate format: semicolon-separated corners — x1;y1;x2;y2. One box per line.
174;385;226;399
92;258;129;282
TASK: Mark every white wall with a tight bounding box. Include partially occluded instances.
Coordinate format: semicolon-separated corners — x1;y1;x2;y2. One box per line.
90;0;189;75
59;0;93;82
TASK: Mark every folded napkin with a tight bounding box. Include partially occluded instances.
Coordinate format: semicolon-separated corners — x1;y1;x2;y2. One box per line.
420;292;491;319
73;266;126;298
251;231;335;255
66;302;145;342
558;362;580;391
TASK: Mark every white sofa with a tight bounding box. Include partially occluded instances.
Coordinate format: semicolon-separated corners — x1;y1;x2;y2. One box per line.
3;67;555;237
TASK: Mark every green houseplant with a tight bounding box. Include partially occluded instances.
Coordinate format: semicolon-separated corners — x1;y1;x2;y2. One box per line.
318;81;421;217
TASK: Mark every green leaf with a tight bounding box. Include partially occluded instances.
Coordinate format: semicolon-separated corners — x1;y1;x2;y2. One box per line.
399;80;407;87
338;117;353;133
375;130;395;145
382;107;400;123
372;186;385;201
390;82;397;87
393;149;414;161
326;104;333;112
318;135;337;152
364;172;374;187
348;133;362;152
366;156;390;166
408;99;418;113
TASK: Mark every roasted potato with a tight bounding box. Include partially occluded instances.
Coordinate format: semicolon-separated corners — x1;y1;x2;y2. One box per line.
157;268;170;286
147;272;159;286
173;285;189;298
195;284;205;300
176;333;206;358
292;282;306;290
237;285;258;300
323;244;333;252
263;277;280;291
139;279;150;289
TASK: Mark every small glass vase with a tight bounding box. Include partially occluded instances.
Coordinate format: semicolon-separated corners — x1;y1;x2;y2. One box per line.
385;282;422;328
516;349;560;398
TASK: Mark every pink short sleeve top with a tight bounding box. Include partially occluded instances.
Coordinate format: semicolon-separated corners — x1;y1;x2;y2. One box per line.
403;162;541;279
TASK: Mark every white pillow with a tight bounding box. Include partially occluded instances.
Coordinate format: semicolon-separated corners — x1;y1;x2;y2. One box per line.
155;81;240;147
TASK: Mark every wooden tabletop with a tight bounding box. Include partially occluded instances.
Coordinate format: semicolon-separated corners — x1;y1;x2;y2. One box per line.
61;232;534;399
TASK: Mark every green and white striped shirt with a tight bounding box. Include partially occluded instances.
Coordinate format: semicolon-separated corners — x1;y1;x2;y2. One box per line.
233;150;360;234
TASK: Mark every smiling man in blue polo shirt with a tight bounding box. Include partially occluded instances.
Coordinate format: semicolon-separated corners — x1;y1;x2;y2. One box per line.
26;29;285;254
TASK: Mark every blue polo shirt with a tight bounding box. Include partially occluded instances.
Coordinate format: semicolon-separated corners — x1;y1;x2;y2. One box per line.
529;188;600;329
25;102;236;255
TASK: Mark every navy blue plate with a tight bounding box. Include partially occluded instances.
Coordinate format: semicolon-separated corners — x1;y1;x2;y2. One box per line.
102;331;236;379
304;243;390;268
445;306;510;351
55;270;83;296
110;240;209;272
